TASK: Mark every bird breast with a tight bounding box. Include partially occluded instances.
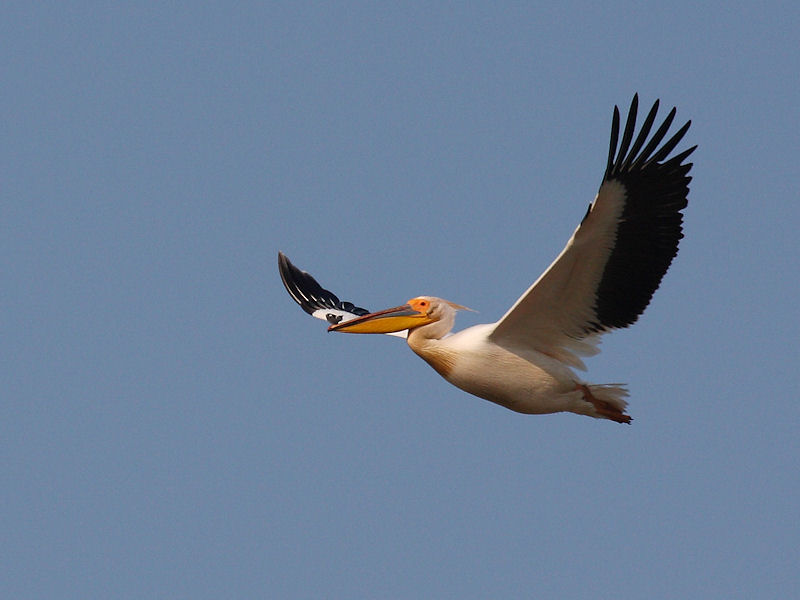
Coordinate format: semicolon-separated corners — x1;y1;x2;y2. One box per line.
408;324;574;413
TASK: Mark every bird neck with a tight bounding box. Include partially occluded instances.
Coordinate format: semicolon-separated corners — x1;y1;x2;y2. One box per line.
407;333;457;378
406;321;457;378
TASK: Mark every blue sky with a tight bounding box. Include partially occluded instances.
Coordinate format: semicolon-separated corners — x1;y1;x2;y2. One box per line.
3;2;799;598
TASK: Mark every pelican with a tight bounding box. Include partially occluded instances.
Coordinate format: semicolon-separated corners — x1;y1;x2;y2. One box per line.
279;95;695;423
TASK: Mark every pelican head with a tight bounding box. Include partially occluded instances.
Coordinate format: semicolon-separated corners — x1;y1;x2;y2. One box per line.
329;296;471;337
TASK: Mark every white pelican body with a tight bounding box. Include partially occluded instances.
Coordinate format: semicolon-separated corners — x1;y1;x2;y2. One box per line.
407;321;591;416
279;95;695;423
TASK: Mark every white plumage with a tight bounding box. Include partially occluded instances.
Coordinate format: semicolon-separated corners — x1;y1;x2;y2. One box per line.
279;95;695;422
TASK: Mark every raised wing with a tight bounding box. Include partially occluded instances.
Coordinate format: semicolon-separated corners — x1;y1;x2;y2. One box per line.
278;252;407;337
489;95;695;369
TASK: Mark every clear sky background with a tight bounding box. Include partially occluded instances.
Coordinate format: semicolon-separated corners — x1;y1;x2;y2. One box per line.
3;2;799;599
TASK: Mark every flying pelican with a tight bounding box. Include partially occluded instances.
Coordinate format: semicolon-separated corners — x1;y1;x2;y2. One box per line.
279;95;694;423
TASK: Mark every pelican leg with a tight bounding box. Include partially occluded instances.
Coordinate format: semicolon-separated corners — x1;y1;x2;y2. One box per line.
576;384;632;424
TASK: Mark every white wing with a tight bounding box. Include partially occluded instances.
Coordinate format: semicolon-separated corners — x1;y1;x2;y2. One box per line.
489;95;695;369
